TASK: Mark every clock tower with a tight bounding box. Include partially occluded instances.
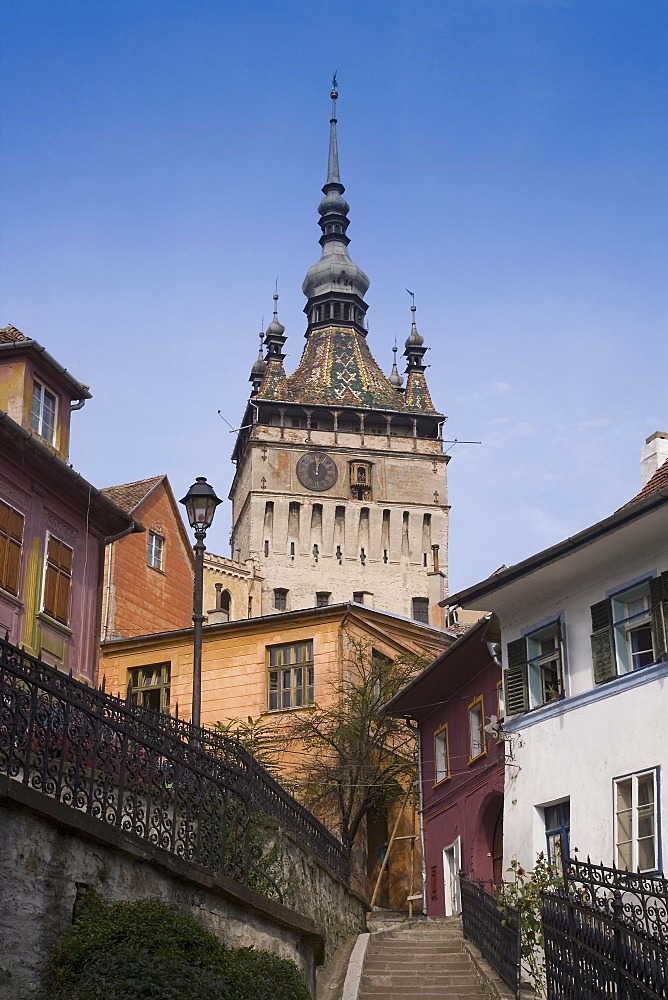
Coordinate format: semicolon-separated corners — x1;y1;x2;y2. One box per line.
229;83;449;626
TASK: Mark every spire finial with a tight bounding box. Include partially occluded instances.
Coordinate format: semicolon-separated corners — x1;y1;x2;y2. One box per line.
327;74;340;184
389;341;404;388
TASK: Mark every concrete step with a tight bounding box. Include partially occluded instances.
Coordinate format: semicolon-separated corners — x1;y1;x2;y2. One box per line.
357;920;490;1000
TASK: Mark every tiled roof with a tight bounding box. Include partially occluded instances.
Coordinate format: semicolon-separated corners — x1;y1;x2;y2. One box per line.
0;325;29;343
258;325;434;413
101;476;164;514
622;458;668;508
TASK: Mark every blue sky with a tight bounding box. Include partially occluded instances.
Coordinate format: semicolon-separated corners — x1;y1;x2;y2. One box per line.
1;0;666;593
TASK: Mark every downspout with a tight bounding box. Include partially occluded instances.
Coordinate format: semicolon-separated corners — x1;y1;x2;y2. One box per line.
70;398;87;411
99;521;144;645
406;716;427;915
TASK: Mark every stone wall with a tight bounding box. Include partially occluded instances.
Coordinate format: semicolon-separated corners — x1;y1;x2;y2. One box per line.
0;777;366;1000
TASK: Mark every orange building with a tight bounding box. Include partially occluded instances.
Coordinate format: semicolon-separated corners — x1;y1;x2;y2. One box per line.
100;476;195;643
100;601;452;904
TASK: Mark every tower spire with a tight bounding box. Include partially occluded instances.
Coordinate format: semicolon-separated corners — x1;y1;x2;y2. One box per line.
302;78;370;335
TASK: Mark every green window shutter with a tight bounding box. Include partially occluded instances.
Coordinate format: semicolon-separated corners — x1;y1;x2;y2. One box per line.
590;599;615;684
504;637;528;715
649;571;668;661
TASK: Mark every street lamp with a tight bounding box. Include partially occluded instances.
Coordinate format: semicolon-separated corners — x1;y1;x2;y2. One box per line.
179;477;222;728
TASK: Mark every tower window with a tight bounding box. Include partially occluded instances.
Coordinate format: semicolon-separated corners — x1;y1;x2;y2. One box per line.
264;540;269;557
316;592;330;608
412;597;429;624
274;588;288;612
350;461;373;501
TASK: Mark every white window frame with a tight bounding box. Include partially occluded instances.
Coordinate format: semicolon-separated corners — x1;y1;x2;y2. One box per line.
526;621;563;708
31;379;58;444
468;695;486;762
614;768;659;873
611;582;655;675
147;531;164;571
434;723;450;784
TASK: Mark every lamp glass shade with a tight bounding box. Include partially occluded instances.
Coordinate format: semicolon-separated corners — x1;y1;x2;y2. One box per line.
179;477;222;531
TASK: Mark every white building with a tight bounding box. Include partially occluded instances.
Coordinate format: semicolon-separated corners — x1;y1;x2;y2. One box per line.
445;434;668;876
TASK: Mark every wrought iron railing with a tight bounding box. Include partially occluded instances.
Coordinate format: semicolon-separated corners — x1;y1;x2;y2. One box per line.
0;634;349;897
542;857;668;999
460;876;522;997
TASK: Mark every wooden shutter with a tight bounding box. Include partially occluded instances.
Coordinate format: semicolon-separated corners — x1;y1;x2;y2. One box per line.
0;501;24;595
43;536;72;625
504;637;528;715
649;571;668;661
590;599;615;684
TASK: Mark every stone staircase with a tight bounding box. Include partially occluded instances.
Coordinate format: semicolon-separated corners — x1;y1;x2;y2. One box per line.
357;917;492;999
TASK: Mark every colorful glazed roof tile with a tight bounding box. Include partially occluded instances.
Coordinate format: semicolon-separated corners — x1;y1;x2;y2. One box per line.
257;325;436;413
404;371;436;413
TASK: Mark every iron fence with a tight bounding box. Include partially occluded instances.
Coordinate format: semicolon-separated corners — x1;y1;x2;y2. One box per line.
460;876;522;997
0;634;349;896
542;858;668;999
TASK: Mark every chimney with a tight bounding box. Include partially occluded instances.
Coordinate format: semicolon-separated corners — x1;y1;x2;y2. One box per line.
641;432;668;487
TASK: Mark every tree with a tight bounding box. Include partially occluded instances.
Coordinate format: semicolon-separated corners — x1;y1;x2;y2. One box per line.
278;637;426;855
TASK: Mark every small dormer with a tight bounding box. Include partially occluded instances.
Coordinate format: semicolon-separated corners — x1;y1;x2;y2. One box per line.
0;325;91;462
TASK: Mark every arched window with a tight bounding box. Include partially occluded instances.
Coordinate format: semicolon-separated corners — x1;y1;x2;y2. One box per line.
220;589;231;622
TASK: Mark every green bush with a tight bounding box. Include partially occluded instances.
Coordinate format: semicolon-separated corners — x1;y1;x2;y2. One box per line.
43;891;311;1000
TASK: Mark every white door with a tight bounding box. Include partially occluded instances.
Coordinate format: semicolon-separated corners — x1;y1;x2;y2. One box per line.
443;837;462;915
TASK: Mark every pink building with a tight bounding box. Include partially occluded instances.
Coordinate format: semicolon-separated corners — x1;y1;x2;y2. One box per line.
384;615;505;915
0;325;140;683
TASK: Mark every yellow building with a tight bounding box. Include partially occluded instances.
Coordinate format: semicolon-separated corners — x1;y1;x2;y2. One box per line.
100;601;452;905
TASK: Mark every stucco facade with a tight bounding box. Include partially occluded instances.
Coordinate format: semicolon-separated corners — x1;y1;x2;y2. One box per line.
0;326;136;683
385;616;504;916
448;462;668;879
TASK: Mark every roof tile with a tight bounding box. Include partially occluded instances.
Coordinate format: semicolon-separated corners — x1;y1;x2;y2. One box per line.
101;476;164;513
621;458;668;508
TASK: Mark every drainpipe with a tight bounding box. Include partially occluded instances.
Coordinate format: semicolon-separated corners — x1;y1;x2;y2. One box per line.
100;521;144;643
70;398;87;411
405;716;427;915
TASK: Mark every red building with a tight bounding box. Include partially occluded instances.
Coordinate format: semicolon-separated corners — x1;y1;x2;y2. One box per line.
384;615;504;915
0;325;139;683
100;475;195;642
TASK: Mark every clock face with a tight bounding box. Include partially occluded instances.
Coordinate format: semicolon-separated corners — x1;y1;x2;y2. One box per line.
296;452;338;492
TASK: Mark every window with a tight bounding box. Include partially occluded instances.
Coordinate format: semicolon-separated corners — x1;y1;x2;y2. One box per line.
434;724;450;784
147;532;163;570
590;575;668;685
43;535;72;625
544;800;570;872
31;380;57;444
412;597;429;624
129;662;171;714
504;619;564;715
615;769;658;872
0;499;24;596
268;640;314;710
349;461;372;501
274;588;288;611
316;592;330;608
468;695;485;761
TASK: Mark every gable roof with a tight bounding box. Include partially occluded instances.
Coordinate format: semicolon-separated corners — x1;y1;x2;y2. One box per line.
382;615;495;722
621;458;668;508
0;325;29;343
101;476;165;514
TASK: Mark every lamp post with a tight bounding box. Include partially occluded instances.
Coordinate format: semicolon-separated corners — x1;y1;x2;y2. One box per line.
179;477;222;728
